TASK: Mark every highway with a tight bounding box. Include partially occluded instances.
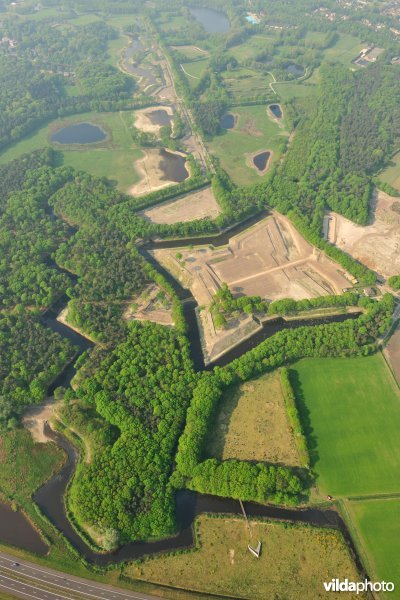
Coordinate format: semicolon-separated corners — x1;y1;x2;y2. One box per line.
0;552;163;600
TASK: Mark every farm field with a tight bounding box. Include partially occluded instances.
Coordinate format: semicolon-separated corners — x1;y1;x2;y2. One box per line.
208;104;288;185
127;515;363;599
292;354;400;497
326;190;400;278
380;151;400;192
348;499;400;598
0;111;143;192
206;370;302;466
140;185;221;224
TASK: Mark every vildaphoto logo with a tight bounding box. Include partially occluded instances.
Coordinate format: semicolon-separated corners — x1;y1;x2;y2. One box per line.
323;579;395;594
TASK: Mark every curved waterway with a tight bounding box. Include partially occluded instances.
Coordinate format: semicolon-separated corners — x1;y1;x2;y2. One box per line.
2;211;364;571
32;427;365;572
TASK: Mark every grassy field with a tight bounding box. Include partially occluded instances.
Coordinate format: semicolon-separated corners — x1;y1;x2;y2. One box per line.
208;104;288;185
206;370;302;466
128;515;362;599
180;59;210;86
348;499;400;598
221;67;274;102
322;34;364;65
0;111;143;192
0;429;63;505
380;151;400;192
292;354;400;498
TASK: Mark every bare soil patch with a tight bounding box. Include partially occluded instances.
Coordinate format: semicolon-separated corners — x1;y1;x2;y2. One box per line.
326;190;400;278
140;185;221;224
23;399;59;444
153;213;351;363
124;283;173;326
207;370;302;466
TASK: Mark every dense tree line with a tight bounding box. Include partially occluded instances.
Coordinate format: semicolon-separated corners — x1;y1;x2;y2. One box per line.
67;322;196;543
175;295;394;502
0;310;75;427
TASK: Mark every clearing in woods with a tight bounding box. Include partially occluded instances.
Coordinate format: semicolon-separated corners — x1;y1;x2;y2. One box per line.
206;369;303;466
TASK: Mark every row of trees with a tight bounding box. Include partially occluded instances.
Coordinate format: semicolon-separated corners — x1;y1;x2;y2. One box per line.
174;295;394;503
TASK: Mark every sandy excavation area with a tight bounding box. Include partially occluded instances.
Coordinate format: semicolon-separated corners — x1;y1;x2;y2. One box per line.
129;148;189;196
140;185;221;224
325;191;400;279
134;105;173;134
153;213;352;307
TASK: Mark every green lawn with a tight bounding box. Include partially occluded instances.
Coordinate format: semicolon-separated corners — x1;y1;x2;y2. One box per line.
349;499;400;598
292;354;400;497
323;33;364;65
208;104;288;186
181;59;210;86
380;151;400;192
0;111;143;192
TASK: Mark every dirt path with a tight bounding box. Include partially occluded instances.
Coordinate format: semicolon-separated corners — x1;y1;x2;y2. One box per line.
23;399;60;443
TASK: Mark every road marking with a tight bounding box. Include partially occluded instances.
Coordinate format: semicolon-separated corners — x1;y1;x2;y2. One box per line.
0;573;74;599
0;556;156;600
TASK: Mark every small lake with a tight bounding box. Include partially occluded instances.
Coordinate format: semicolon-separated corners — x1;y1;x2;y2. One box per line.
0;502;48;555
51;123;107;145
148;109;173;127
220;113;235;129
189;7;230;33
160;149;189;183
253;151;271;172
287;64;304;77
269;104;282;119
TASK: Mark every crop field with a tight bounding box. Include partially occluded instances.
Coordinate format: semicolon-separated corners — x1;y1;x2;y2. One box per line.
348;499;400;597
206;370;302;466
208;104;288;185
293;355;400;497
380;151;400;192
128;515;362;599
0;111;143;192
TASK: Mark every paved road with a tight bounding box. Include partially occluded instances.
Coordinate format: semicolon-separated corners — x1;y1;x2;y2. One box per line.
0;552;163;600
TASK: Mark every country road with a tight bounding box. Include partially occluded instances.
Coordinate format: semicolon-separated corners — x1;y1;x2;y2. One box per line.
0;552;163;600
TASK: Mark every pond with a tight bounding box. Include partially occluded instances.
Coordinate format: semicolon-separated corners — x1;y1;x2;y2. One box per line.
253;150;271;172
269;104;282;119
122;43;158;87
287;64;304;77
0;502;48;555
220;113;235;129
189;7;230;33
159;148;189;183
51;122;107;145
147;109;173;127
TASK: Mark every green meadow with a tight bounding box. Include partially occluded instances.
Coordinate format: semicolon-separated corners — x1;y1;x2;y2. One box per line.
380;151;400;192
349;499;400;598
208;104;288;186
292;354;400;498
0;111;143;192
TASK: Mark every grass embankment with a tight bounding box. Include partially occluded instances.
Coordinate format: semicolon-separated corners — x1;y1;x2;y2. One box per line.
206;369;304;467
380;151;400;192
0;111;143;192
208;104;289;186
127;515;362;599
